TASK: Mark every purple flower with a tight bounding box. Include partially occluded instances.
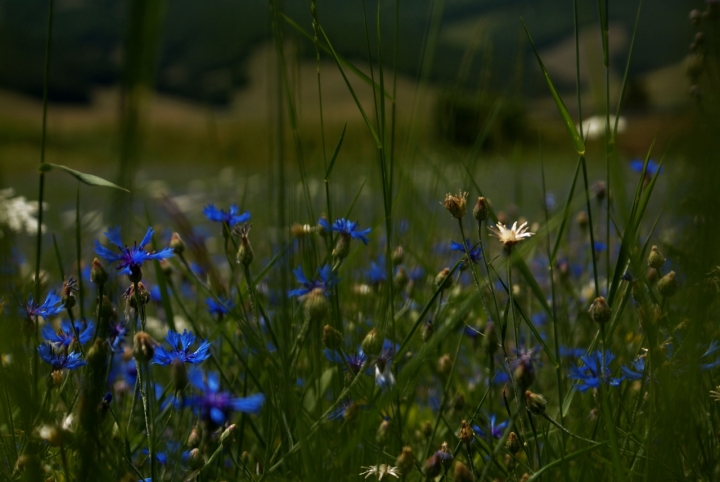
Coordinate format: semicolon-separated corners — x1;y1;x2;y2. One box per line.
187;369;264;426
288;265;339;298
324;348;368;375
94;226;174;277
568;350;622;392
203;204;250;227
37;343;86;371
42;319;95;346
25;291;63;320
153;330;211;366
318;218;371;245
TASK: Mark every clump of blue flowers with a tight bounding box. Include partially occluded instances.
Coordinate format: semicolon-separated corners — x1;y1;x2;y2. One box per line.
153;330;211;366
38;343;86;371
42;319;95;347
289;265;339;298
94;226;174;281
203;204;250;228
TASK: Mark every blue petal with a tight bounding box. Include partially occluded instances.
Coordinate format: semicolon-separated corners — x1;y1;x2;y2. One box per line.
230;393;265;414
104;226;125;249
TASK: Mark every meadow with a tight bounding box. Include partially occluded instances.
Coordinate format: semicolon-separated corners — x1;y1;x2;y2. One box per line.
0;0;719;481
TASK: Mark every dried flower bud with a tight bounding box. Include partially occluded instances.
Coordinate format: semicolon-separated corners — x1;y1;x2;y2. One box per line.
506;432;521;454
235;224;254;267
91;258;109;285
435;267;453;291
376;418;391;445
124;282;150;309
392;245;404;266
473;196;489;222
437;354;452;377
648;246;666;269
322;325;343;351
589;296;611;324
459;420;474;444
576;211;589;230
50;370;64;388
657;271;678;298
132;331;156;363
421;320;434;342
169;232;185;255
454;461;475;482
396;446;415;477
444;190;468;219
525;390;547;415
361;329;382;356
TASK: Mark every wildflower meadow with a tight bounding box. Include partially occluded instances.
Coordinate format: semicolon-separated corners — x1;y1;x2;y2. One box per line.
0;0;718;481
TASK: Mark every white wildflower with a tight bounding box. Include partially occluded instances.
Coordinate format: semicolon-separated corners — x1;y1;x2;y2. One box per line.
0;188;44;237
488;221;535;248
359;464;401;480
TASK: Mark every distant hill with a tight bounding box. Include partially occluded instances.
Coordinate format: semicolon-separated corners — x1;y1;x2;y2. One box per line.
0;0;693;105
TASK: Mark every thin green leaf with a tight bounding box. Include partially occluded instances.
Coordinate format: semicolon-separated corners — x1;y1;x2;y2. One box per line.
521;19;585;155
325;123;347;179
39;163;130;192
527;442;608;481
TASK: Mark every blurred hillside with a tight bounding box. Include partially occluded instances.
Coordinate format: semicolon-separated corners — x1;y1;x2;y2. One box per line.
0;0;693;106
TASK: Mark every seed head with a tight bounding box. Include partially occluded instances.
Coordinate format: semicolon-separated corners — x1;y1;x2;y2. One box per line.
589;296;611;324
473;196;488;222
169;232;185;254
525;390;547;415
444;190;468;219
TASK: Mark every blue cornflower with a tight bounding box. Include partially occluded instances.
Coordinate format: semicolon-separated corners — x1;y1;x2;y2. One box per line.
510;346;542;373
153;330;211;366
324;348;368;375
329;398;356;421
42;319;95;346
37;343;86;371
474;414;508;439
203;204;250;227
449;239;482;264
568;350;623;392
187;369;265;426
24;292;63;320
207;296;234;316
94;226;174;278
141;442;187;465
374;341;396;391
629;159;663;177
108;320;128;352
318;218;371;245
288;265;339;298
621;357;646;381
701;341;720;370
366;257;386;284
559;346;586;359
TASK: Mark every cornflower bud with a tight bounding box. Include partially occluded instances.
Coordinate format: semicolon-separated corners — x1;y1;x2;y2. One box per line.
169;232;185;254
506;432;521;454
91;258;109;285
235;224;254;267
658;271;678;298
132;331;156;363
459;420;474;444
361;328;382;356
124;282;150;310
61;277;78;309
422;420;433;438
421;320;434;342
646;267;659;284
589;296;611;324
376;418;391;445
525;390;547;415
392;245;404;266
454;462;475;482
187;448;204;471
187;425;201;448
423;453;442;479
648;246;666;269
453;392;465;411
473;196;488;222
304;288;329;322
220;424;236;446
594;181;607;202
396;446;415;477
394;266;409;292
435;267;453;291
444;190;468;219
576;211;589;230
99;295;116;321
50;370;64;388
322;325;343;350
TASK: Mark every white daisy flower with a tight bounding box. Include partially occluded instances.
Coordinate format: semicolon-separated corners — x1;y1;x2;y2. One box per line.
489;221;535;248
359;464;401;480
